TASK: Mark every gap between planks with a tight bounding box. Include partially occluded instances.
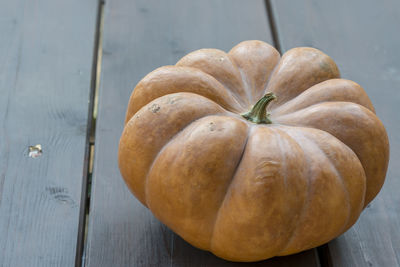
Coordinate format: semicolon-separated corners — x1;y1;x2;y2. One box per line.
265;0;282;53
76;1;105;267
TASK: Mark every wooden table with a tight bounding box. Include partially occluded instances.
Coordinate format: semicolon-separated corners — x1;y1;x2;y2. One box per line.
1;0;399;266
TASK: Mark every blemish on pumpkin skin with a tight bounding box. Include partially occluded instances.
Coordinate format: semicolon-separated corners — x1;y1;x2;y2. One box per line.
167;97;177;105
319;61;333;73
209;122;216;131
254;159;281;186
149;103;161;113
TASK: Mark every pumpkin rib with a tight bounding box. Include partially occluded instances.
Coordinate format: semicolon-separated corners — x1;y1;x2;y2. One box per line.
270;79;375;116
302;133;352;236
298;132;351;249
228;40;281;104
228;42;255;103
267;126;295;188
268;127;312;256
210;126;308;261
146;115;249;250
266;47;340;110
233;64;253;105
124;66;245;123
176;48;250;108
182;65;247;111
209;124;253;250
300;127;366;232
263;127;309;256
143;112;229;207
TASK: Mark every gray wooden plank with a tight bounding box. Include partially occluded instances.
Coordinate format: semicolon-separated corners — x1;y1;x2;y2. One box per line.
0;0;99;266
85;0;320;266
270;0;400;266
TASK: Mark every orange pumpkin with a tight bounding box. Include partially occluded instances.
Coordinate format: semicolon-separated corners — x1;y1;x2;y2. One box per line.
118;40;389;262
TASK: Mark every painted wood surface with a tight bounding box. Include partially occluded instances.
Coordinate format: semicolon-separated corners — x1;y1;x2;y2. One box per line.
271;0;400;266
85;0;320;266
0;0;99;266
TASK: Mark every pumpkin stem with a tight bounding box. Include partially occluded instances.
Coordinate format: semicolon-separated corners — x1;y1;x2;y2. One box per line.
241;92;276;124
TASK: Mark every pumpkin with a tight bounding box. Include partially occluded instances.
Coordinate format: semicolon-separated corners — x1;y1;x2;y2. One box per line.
118;40;389;262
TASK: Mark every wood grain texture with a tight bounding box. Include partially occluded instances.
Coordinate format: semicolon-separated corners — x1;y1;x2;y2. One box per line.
270;0;400;266
0;0;98;266
85;0;319;266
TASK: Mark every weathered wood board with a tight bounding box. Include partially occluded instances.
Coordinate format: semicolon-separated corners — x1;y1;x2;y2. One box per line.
0;0;99;266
